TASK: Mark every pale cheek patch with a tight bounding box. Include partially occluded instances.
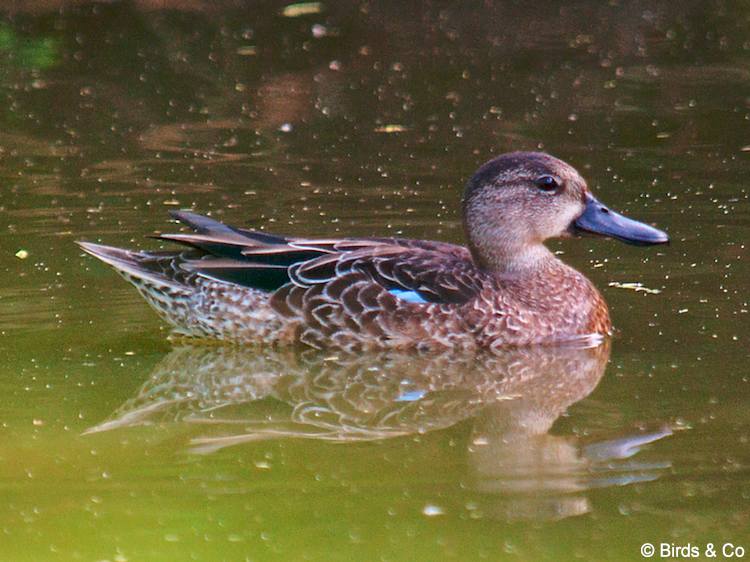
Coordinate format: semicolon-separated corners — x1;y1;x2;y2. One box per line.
537;198;584;238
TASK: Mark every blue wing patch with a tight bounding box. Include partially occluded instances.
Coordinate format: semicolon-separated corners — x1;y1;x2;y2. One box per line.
388;288;428;304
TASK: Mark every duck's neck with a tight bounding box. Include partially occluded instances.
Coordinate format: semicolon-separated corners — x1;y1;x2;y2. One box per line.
468;238;557;276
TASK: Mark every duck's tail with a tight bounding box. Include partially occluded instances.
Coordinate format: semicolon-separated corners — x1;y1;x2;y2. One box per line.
77;241;196;331
77;242;185;289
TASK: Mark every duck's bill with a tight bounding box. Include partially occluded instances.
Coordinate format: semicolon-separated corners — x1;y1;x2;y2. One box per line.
573;193;669;246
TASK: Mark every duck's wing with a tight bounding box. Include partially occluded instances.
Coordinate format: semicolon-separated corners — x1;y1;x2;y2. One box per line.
161;210;484;305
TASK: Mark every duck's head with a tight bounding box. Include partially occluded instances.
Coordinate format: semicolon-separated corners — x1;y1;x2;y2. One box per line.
462;152;668;272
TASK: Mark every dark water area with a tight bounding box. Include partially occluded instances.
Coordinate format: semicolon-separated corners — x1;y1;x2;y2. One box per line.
0;2;748;560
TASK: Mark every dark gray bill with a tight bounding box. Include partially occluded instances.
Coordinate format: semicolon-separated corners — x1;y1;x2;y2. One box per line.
573;193;669;246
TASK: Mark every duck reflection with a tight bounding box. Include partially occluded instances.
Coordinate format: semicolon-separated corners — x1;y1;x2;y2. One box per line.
88;340;671;520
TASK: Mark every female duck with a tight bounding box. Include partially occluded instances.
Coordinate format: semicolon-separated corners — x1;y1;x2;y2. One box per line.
79;152;668;351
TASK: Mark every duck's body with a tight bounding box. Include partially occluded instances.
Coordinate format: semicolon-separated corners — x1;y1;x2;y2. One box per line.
79;152;667;351
80;229;610;351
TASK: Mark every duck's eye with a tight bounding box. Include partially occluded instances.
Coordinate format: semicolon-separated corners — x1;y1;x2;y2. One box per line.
536;175;560;192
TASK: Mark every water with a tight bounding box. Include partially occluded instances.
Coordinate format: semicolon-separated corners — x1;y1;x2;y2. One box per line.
0;2;748;560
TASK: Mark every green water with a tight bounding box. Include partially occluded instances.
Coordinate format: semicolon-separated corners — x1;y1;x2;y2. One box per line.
0;2;748;561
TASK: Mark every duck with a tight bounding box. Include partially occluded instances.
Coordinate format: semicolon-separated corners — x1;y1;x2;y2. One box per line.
78;151;668;351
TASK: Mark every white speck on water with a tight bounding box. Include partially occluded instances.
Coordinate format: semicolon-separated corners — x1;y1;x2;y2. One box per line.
311;24;327;38
608;281;661;295
422;504;444;517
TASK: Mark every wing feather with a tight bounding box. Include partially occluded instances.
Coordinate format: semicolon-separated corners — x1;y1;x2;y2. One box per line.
149;211;483;308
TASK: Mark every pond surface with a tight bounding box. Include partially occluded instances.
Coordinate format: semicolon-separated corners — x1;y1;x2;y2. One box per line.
0;2;748;561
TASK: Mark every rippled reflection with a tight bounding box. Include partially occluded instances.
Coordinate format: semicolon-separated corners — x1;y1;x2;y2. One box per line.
88;340;672;520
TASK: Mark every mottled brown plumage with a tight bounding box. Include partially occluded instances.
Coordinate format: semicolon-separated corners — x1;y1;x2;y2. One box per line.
78;152;668;350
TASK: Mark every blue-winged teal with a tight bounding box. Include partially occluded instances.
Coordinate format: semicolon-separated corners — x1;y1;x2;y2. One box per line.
78;152;668;351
